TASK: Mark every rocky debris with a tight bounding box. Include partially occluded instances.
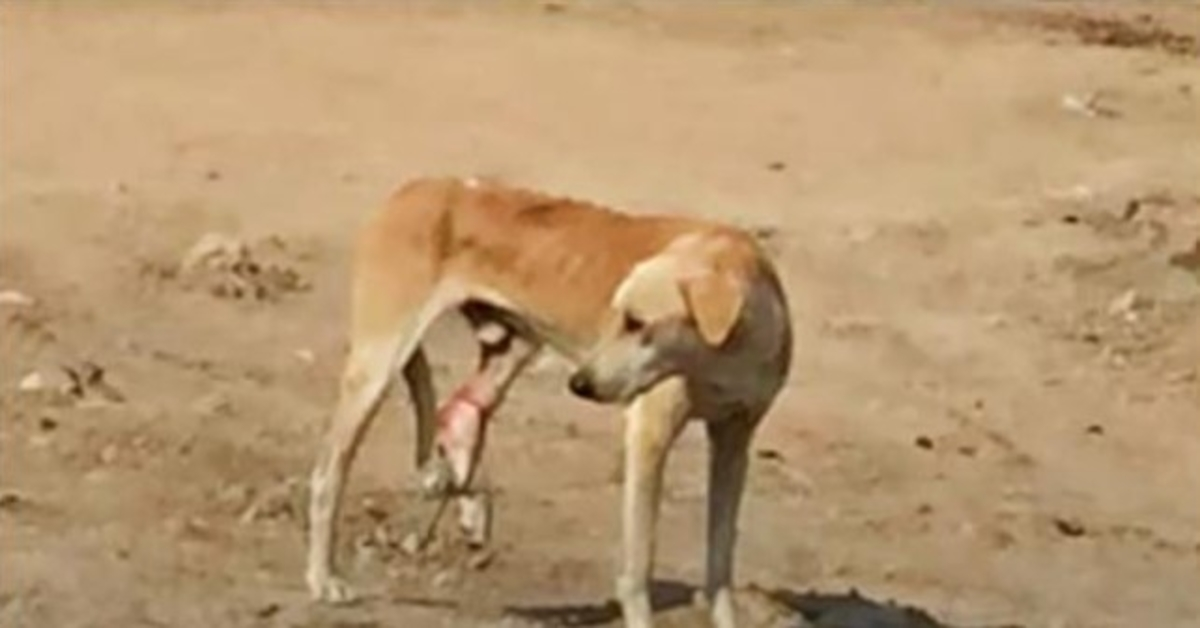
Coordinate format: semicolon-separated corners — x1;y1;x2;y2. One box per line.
177;232;310;301
1106;288;1149;322
16;361;124;405
1060;91;1120;119
239;478;305;524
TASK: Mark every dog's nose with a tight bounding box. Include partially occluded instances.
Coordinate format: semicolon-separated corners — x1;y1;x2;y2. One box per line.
568;371;595;399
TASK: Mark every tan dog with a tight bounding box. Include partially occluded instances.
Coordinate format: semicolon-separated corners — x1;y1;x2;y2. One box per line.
307;177;792;628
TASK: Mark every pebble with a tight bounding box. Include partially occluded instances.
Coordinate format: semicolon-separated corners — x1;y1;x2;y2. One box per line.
1107;288;1145;322
467;548;496;571
99;443;120;465
431;568;458;589
399;531;422;557
0;490;24;509
293;348;316;365
253;603;281;619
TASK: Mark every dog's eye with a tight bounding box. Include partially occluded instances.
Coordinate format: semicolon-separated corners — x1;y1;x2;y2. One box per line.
622;313;646;333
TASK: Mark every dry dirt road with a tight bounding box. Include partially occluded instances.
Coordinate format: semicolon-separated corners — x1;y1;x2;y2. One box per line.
2;2;1198;627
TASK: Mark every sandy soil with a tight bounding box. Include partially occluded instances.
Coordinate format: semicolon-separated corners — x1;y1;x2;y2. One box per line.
2;2;1198;627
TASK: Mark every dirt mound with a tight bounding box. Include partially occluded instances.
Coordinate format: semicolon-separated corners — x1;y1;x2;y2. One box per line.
1033;11;1199;56
154;233;312;302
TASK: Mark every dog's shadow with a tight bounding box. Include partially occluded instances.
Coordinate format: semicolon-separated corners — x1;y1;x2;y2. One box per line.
504;580;1020;627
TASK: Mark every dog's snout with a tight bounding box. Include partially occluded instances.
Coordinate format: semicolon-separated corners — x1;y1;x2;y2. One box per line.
568;371;596;399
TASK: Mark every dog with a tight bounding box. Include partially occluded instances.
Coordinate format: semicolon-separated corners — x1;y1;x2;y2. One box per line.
306;176;793;628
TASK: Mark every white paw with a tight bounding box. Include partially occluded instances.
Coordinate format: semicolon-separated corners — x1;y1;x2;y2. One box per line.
308;573;357;605
418;456;455;498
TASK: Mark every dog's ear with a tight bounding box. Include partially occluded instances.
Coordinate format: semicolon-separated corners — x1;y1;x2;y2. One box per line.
680;271;745;347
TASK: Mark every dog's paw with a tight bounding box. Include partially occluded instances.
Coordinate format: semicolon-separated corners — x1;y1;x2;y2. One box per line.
457;491;492;548
307;573;358;605
418;456;455;498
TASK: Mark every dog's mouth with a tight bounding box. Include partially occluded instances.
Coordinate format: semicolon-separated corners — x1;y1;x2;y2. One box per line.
567;369;641;405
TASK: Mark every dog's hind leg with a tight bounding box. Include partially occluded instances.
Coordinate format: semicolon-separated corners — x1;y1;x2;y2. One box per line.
307;333;403;603
419;318;541;547
307;302;443;603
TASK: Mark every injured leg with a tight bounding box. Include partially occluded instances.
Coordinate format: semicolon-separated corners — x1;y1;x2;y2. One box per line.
416;319;539;547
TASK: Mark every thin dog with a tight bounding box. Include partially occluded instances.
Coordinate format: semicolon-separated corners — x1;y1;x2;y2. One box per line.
306;177;792;628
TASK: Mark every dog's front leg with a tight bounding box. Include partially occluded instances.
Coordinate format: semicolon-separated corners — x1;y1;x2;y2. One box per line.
616;377;690;628
703;417;756;628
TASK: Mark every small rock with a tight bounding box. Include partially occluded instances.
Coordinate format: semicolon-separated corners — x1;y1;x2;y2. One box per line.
99;443;120;465
1085;424;1105;436
239;478;303;524
1168;237;1200;273
1053;517;1087;538
253;603;280;619
766;161;787;172
217;482;254;508
17;371;46;392
68;362;125;403
399;531;422;557
0;290;35;307
37;416;59;432
913;435;934;450
1107;289;1146;322
181;233;247;273
467;548;496;571
756;448;783;461
431;568;458;589
17;368;79;398
293;348;316;365
204;168;222;181
362;496;388;522
192;392;233;419
0;490;24;510
1060;92;1119;118
354;533;380;566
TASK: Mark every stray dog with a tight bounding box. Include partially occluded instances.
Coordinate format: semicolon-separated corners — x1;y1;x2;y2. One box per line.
307;177;792;628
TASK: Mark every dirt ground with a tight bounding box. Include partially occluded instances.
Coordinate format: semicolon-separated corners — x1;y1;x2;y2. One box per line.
2;2;1198;627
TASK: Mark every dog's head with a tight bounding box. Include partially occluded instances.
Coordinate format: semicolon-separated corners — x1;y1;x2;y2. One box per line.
568;234;750;405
